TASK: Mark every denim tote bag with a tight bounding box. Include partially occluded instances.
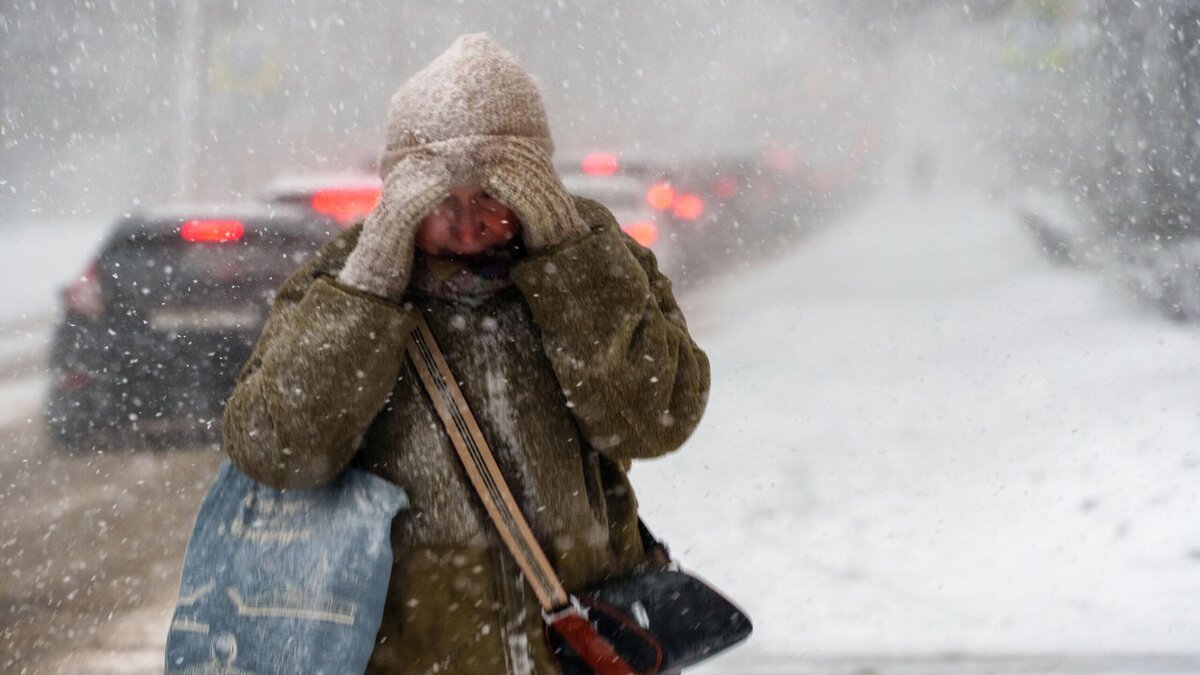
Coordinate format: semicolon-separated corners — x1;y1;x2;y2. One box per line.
165;460;408;674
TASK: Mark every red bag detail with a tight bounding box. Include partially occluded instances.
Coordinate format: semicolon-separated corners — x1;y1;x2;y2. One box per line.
548;612;637;675
576;597;665;673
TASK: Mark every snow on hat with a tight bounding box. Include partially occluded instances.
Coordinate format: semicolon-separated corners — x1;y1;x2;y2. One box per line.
378;33;555;180
372;33;585;250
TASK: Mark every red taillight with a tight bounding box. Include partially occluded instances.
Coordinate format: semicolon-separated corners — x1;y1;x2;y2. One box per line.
581;152;619;177
310;187;382;226
181;219;244;243
622;220;659;247
672;193;705;220
713;176;738;199
63;261;104;320
56;369;94;391
646;182;676;211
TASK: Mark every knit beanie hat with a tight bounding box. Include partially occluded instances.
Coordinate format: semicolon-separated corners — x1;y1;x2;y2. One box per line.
379;33;553;178
375;33;585;249
338;34;588;300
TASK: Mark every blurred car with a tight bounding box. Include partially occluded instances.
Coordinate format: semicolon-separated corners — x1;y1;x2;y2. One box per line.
556;152;680;276
45;204;336;450
261;172;382;228
646;155;755;279
653;138;876;280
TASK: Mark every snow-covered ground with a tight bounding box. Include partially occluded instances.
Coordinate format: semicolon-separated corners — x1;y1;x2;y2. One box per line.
638;186;1200;668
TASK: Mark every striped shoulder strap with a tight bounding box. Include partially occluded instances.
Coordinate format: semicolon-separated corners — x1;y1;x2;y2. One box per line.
405;314;568;611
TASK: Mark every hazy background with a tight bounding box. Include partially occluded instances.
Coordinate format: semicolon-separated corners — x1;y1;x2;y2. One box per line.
3;1;895;216
6;1;1200;673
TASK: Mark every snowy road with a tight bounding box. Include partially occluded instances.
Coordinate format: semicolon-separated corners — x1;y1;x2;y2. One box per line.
0;406;221;672
3;189;1200;672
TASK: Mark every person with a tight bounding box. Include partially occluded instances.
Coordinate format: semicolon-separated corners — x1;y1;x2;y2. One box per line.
222;33;710;674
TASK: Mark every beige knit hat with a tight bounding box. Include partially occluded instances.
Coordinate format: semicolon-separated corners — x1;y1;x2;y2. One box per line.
339;35;588;300
379;33;554;180
375;33;586;251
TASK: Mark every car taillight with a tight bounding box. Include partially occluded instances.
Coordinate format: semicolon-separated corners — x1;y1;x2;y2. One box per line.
63;261;104;320
672;193;705;220
646;182;676;211
310;187;381;226
622;220;659;247
713;176;738;199
56;369;94;391
581;152;619;177
181;219;245;243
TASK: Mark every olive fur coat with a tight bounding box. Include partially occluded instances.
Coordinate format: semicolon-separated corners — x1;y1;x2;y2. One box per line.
222;196;711;674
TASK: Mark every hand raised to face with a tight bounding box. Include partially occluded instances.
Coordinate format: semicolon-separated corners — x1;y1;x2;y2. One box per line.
336;151;452;300
478;138;589;252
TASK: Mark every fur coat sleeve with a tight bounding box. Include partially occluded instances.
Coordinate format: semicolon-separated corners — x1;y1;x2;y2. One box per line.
221;229;417;489
511;197;711;461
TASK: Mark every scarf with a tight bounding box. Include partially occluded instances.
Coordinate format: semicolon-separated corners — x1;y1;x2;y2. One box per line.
409;242;524;306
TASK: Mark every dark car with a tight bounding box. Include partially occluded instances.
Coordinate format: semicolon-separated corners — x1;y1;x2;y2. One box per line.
45;203;336;450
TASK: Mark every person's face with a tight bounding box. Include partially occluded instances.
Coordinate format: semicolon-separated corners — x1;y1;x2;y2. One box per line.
415;185;520;260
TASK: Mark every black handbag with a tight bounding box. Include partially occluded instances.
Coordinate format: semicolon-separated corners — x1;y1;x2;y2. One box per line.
550;521;752;674
406;316;752;675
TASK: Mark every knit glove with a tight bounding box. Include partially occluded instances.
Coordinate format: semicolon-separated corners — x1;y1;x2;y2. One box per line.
338;153;451;300
481;138;588;252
